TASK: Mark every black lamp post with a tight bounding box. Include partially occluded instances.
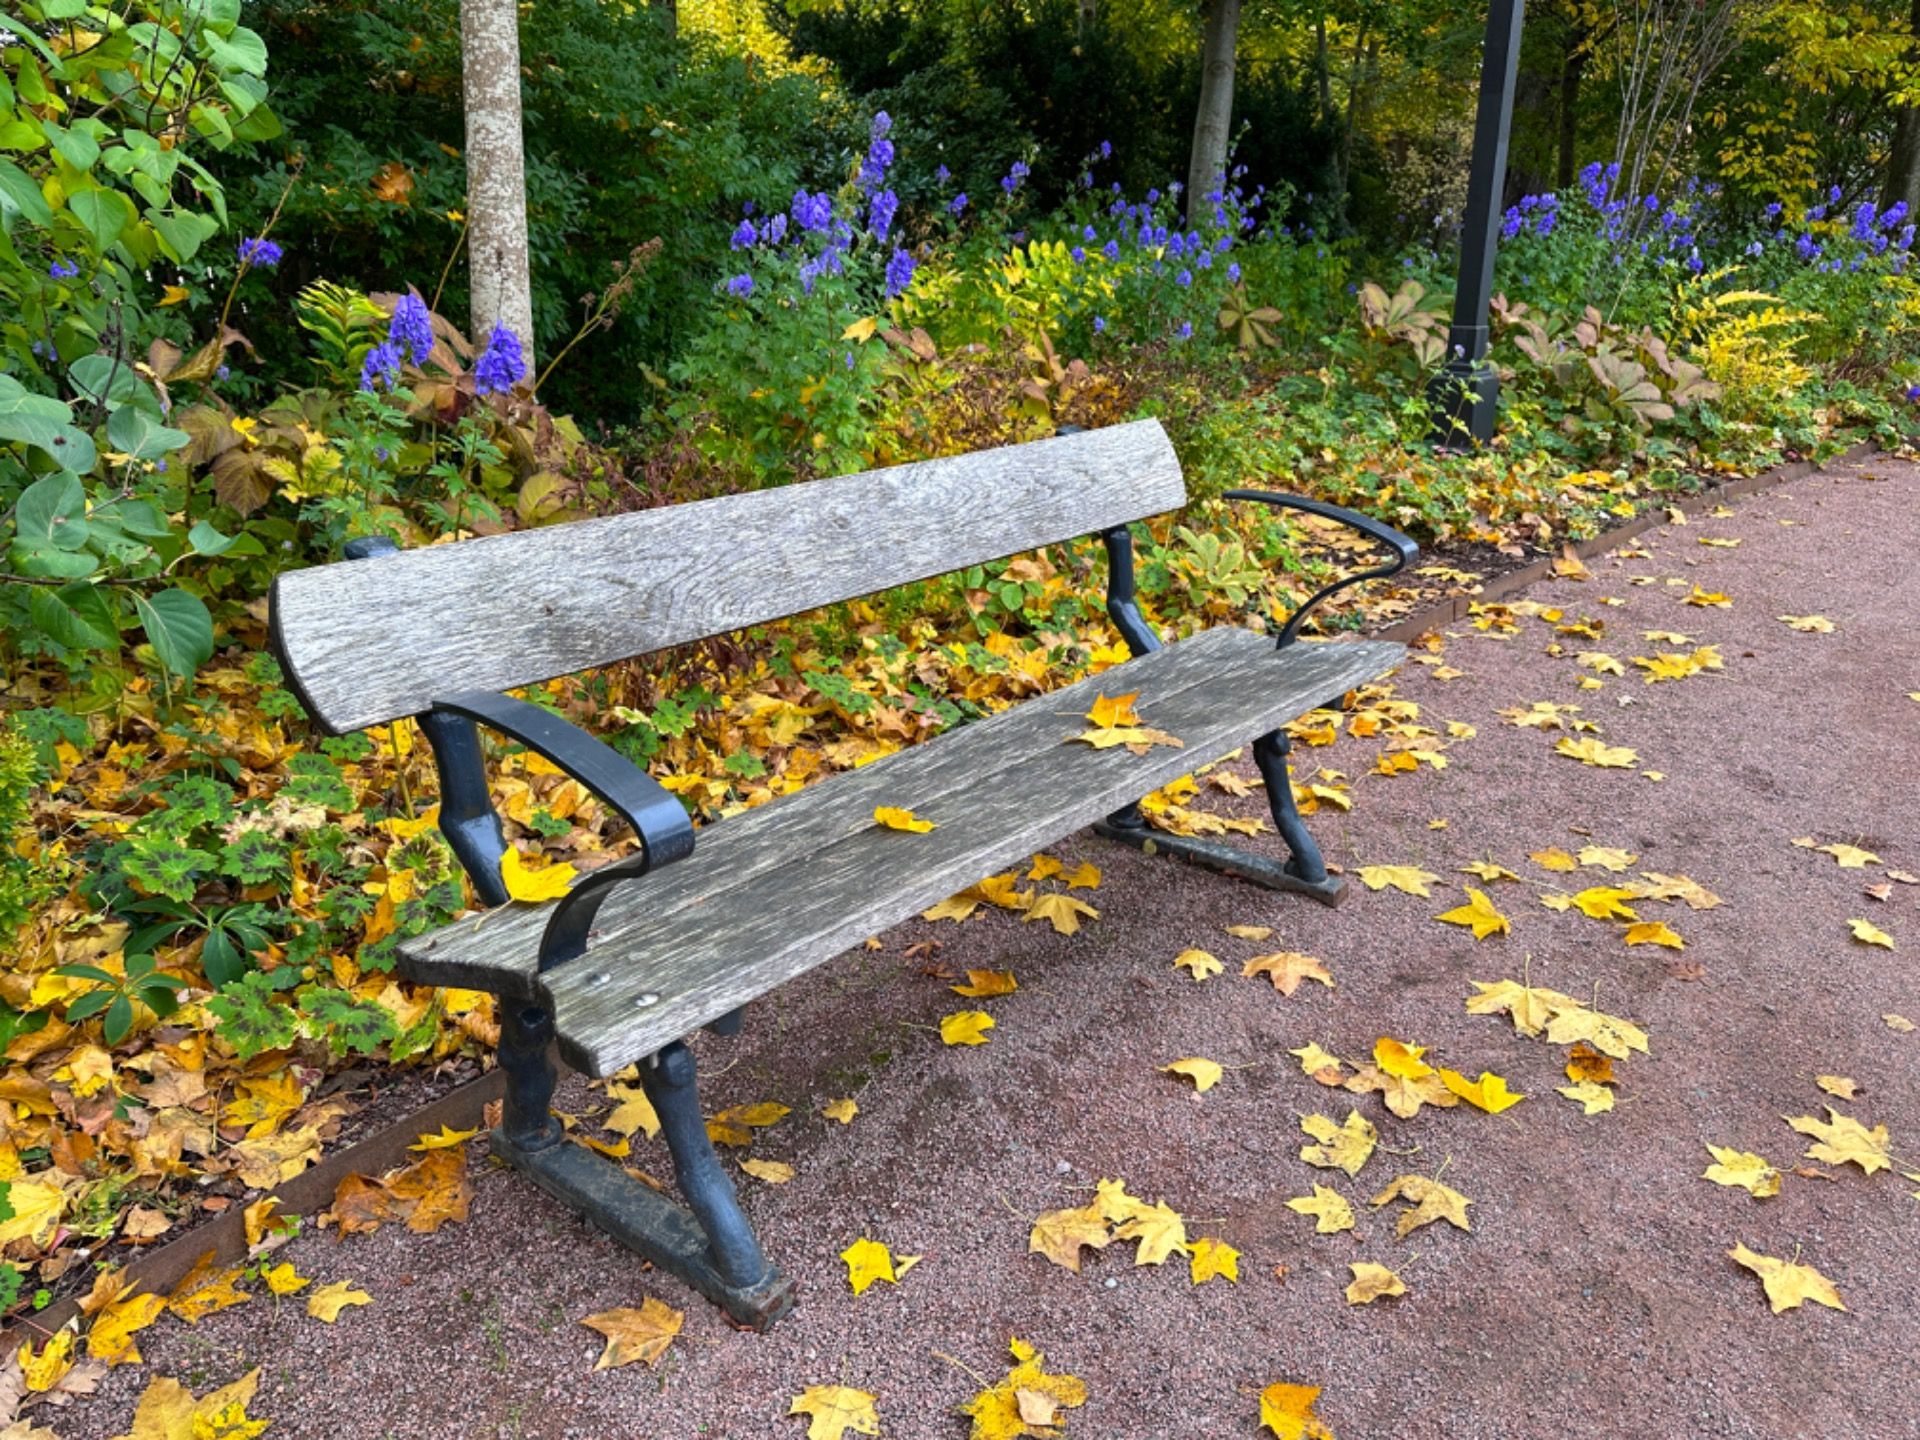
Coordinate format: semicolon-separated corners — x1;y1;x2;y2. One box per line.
1429;0;1527;447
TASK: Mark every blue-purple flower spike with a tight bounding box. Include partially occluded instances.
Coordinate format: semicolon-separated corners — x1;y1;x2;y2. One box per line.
473;324;527;395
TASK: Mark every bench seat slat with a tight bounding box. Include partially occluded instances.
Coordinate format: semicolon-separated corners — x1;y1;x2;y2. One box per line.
399;629;1401;1076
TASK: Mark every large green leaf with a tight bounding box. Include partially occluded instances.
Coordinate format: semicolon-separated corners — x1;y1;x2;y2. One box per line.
11;471;89;549
0;158;52;228
106;403;190;462
41;121;100;174
201;26;268;78
149;208;219;262
27;582;118;652
67;187;133;250
133;588;214;676
0;375;93;469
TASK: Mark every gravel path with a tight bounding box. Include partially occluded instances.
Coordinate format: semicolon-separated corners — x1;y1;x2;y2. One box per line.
45;455;1920;1440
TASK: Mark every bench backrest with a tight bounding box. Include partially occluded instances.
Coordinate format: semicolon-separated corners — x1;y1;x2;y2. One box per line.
269;419;1185;734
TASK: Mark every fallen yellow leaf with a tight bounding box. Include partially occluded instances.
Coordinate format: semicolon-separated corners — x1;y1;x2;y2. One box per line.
306;1280;373;1323
1436;887;1511;940
873;805;935;833
940;1011;995;1046
1703;1145;1781;1199
1344;1261;1406;1305
1284;1185;1356;1234
580;1296;682;1367
1438;1068;1525;1113
499;846;575;903
1728;1243;1846;1314
788;1385;881;1440
1189;1236;1239;1285
1161;1057;1223;1093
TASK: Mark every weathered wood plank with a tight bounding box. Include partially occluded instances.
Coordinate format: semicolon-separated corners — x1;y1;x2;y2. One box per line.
399;630;1402;1076
271;421;1185;733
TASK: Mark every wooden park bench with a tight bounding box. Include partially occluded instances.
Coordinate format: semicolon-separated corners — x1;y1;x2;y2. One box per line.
267;419;1415;1329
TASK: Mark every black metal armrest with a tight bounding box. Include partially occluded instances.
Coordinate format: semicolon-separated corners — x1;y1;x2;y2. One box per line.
431;690;695;971
1223;489;1420;649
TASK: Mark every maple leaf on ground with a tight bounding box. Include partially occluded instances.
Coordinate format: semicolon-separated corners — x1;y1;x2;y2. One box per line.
840;1237;900;1295
1370;1174;1473;1237
1285;1185;1356;1234
1566;886;1640;921
1260;1381;1336;1440
789;1386;881;1440
581;1297;683;1369
1244;952;1334;995
1777;614;1835;633
1543;1004;1650;1060
1343;1063;1456;1119
1345;1262;1406;1305
963;1338;1088;1440
1436;888;1511;940
1372;1037;1432;1079
740;1158;795;1184
1886;1013;1916;1032
18;1330;74;1394
1355;865;1442;897
1226;923;1274;940
261;1262;309;1296
167;1252;251;1325
1557;1082;1615;1115
603;1083;661;1140
1438;1068;1525;1113
1529;847;1579;872
1299;1111;1378;1178
822;1098;858;1124
86;1291;168;1366
1461;859;1520;882
1815;1075;1859;1100
1023;893;1098;935
1173;948;1223;980
1028;854;1064;882
1785;1108;1891;1175
1684;585;1732;608
1189;1236;1240;1284
1624;921;1684;949
1563;1043;1615;1085
1117;1201;1188;1266
1577;845;1637;872
951;969;1018;997
1728;1244;1846;1315
1633;872;1722;909
499;846;575;903
1810;842;1880;867
1161;1058;1223;1093
410;1124;479;1151
941;1011;995;1046
1290;1043;1347;1085
1847;918;1894;950
873;805;936;833
307;1280;373;1323
116;1369;269;1440
1061;861;1101;890
1466;978;1584;1037
1702;1146;1782;1199
1554;737;1639;768
1029;1203;1112;1272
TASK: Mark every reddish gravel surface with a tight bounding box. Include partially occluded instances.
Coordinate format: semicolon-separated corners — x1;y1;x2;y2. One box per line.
45;456;1920;1440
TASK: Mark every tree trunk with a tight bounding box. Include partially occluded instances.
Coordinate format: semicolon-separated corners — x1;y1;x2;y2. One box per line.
1884;0;1920;212
1186;0;1242;228
461;0;536;366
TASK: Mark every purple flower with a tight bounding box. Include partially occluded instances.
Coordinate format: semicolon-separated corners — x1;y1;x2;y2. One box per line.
868;188;899;240
767;213;789;244
884;248;915;298
871;111;892;141
473;323;526;395
238;237;283;269
935;164;951;184
1099;140;1112;159
791;190;834;234
1102;240;1119;261
1082;225;1097;241
1176;320;1192;340
1176;269;1192;287
49;259;80;280
1000;161;1029;196
389;292;434;364
725;272;755;299
731;219;758;249
1227;261;1241;283
1093;315;1106;334
1906;384;1920;402
1068;247;1084;264
359;340;402;393
216;364;230;381
1146;188;1160;204
949;193;968;216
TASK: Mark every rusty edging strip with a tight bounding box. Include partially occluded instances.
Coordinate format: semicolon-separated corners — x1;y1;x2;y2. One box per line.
1375;442;1875;646
1;1069;504;1353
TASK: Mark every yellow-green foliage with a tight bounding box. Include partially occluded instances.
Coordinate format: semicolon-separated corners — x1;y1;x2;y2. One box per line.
0;721;48;940
1676;277;1814;424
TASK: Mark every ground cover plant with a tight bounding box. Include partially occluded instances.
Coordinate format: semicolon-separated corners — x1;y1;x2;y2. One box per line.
2;0;1920;1431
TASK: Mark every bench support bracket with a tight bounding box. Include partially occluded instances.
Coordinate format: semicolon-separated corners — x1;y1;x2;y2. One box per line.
1092;727;1346;907
490;1023;796;1330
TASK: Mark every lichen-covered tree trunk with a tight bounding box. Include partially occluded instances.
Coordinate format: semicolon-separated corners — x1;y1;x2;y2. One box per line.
1884;0;1920;212
1186;0;1242;229
460;0;535;365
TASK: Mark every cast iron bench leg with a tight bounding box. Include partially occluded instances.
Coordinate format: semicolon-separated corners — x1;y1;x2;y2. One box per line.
1092;727;1346;907
489;1007;796;1329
